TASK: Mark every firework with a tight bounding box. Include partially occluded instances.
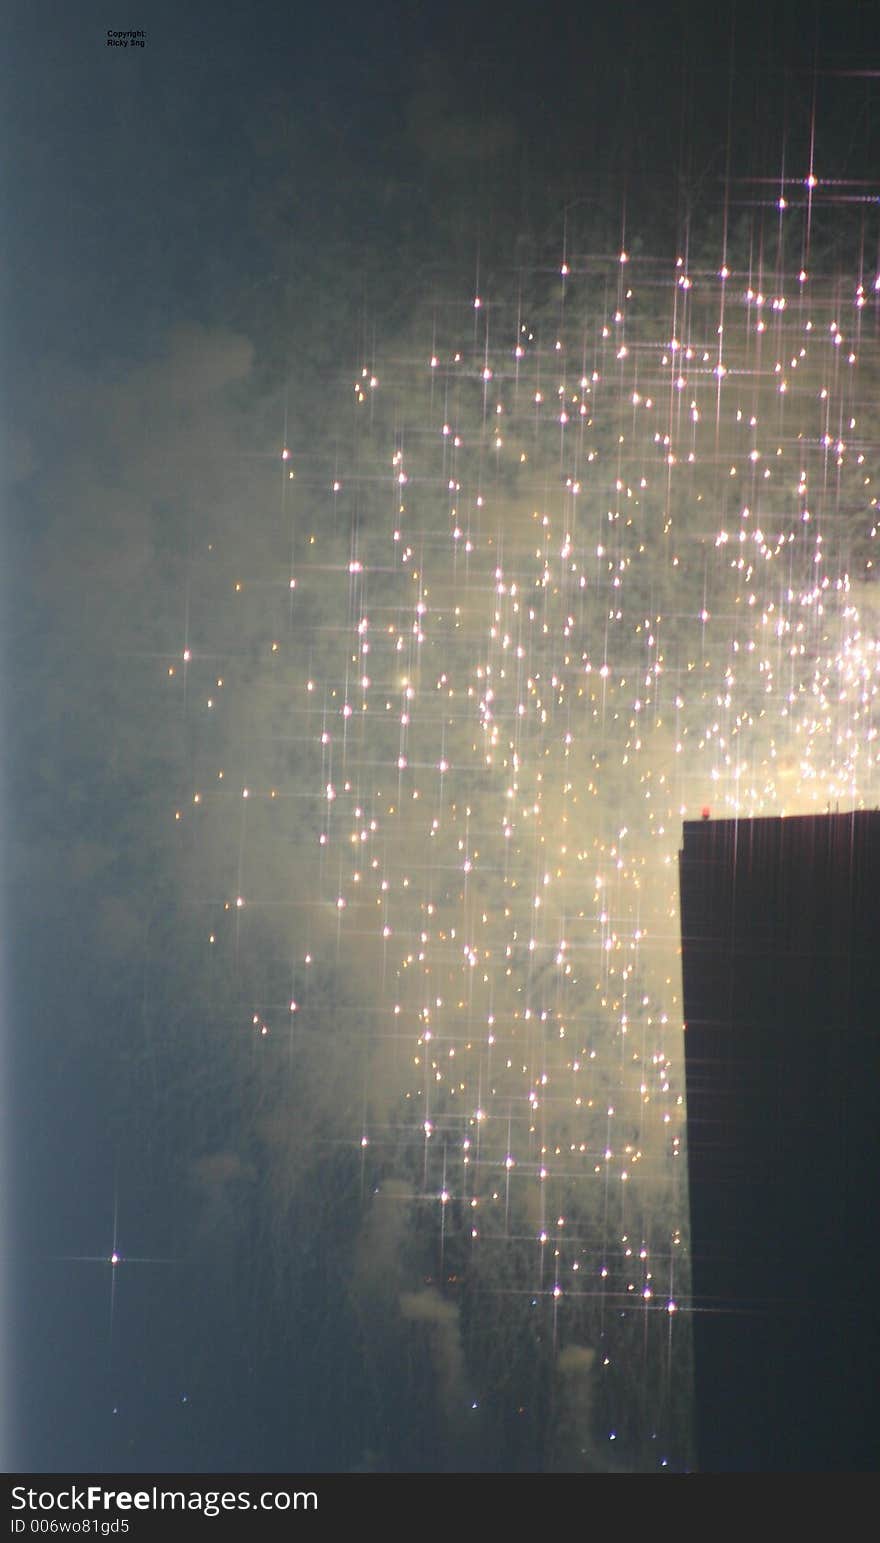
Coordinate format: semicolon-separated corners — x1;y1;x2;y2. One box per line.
168;194;879;1469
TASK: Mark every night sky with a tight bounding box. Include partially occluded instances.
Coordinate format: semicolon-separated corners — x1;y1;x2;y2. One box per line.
4;0;879;1475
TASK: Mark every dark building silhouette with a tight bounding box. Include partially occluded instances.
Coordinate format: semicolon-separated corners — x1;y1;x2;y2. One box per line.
679;811;880;1472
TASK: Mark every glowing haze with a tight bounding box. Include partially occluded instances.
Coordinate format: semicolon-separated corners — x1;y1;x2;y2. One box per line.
164;195;879;1469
